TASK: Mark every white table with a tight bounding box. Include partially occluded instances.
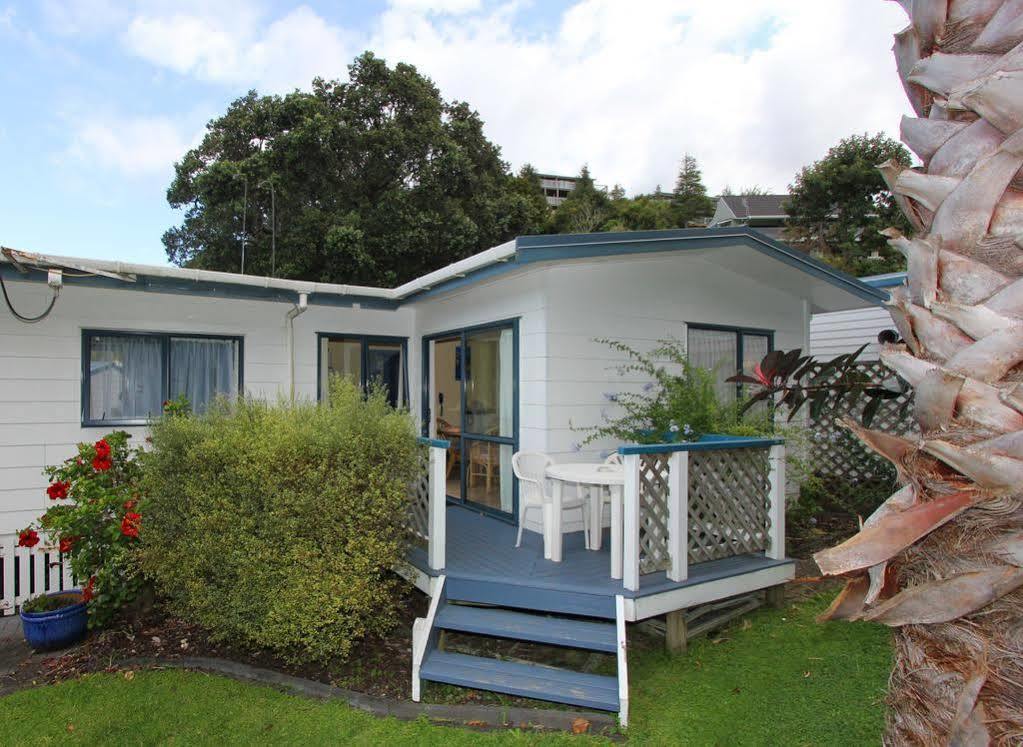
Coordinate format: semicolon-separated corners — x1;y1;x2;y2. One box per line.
544;462;625;579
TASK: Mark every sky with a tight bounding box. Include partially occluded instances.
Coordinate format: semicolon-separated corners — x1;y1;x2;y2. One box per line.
0;0;914;266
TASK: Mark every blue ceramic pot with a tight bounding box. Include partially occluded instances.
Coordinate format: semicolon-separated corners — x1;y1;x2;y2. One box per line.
20;591;88;651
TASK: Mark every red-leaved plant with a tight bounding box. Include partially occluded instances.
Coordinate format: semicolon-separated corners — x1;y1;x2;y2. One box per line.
18;431;146;627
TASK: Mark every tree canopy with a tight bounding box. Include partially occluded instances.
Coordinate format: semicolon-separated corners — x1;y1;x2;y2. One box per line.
163;52;547;286
784;133;913;276
671;154;715;226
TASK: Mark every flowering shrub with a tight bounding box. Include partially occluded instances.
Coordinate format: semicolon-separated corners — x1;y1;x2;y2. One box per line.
18;431;146;627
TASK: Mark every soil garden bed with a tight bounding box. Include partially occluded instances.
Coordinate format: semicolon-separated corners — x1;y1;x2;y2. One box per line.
0;585;657;717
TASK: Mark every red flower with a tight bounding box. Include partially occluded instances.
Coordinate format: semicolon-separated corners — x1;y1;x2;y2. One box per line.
59;535;77;554
17;529;39;548
123;499;137;511
92;455;112;471
94;439;111;459
82;576;96;602
46;481;70;500
121;512;142;539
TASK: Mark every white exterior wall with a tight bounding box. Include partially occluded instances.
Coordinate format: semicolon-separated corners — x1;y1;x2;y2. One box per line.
810;305;893;361
539;254;808;463
410;267;548;452
0;277;412;534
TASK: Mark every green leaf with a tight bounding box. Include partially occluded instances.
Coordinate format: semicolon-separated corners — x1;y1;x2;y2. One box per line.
862;396;883;428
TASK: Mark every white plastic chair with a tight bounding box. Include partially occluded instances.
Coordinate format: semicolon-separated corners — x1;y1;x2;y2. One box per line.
512;451;590;550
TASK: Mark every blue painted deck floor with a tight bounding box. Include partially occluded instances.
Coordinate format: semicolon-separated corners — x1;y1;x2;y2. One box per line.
408;504;791;601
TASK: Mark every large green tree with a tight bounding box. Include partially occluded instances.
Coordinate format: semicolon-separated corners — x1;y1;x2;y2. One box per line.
671;154;714;226
784;133;913;275
163;52;547;286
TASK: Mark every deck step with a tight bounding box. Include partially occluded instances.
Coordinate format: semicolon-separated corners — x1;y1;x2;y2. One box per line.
419;650;620;712
436;604;617;653
445;576;616;618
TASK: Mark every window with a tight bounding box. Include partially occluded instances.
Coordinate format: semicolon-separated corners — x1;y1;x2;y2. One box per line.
319;334;407;408
686;324;773;404
83;331;242;426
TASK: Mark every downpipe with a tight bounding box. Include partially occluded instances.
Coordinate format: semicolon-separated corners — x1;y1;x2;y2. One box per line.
285;292;308;401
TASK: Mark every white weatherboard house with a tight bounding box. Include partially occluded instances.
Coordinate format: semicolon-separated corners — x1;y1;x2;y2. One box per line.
809;272;904;360
1;227;885;723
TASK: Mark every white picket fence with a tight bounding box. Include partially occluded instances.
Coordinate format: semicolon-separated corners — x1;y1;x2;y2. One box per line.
0;533;77;616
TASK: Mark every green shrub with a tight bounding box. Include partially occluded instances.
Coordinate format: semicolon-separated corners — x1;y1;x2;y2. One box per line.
578;338;771;445
140;379;419;662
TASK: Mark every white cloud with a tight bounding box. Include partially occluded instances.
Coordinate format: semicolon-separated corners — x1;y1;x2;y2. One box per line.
122;4;351;90
109;0;912;195
67;116;195;177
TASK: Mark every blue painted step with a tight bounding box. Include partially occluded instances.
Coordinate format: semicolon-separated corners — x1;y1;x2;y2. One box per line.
445;576;616;618
436;604;617;653
419;650;619;712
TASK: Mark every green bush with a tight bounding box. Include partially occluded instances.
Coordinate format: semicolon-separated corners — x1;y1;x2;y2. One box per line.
140;379;419;662
579;338;771;445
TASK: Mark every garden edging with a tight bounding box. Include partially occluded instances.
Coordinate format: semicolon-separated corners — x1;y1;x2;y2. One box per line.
119;655;621;737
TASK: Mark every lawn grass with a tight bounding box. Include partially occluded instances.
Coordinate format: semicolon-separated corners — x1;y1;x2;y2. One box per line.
0;593;890;745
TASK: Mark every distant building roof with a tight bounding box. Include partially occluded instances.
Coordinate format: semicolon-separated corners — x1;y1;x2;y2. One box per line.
718;194;789;219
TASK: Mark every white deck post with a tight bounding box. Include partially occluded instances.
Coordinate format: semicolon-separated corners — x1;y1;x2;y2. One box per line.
428;444;447;571
666;450;689;583
622;453;641;592
767;444;786;560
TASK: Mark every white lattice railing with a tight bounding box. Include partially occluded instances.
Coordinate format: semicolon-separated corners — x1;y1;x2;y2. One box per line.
619;436;785;592
406;437;449;571
1;533;77;616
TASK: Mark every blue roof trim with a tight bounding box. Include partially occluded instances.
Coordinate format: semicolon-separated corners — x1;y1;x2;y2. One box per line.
618;435;784;455
417;436;451;449
3;227;888;309
0;264;400;310
515;228;888;306
861;272;907;289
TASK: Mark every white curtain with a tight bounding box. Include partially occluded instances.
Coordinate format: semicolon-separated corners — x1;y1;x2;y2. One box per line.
89;335;162;420
170;338;238;412
687;328;739;404
499;328;514;513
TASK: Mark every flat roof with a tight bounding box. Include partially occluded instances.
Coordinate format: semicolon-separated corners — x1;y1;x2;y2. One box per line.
1;227;887;310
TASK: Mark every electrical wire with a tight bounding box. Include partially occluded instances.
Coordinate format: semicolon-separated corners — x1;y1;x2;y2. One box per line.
0;272;58;323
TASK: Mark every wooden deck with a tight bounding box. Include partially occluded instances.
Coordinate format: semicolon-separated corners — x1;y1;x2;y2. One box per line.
407;504;794;620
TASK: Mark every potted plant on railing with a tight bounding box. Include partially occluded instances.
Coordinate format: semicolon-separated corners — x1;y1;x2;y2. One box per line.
574;338;770;448
14;430;147;649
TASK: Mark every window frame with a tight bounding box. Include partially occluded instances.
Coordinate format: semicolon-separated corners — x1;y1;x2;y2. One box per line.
81;329;244;428
316;332;409;408
685;322;774;402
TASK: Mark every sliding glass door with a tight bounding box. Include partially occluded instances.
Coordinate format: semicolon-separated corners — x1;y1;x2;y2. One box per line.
424;320;518;521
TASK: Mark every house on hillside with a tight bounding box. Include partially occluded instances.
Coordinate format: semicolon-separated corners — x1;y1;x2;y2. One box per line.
0;227;886;722
708;194;790;240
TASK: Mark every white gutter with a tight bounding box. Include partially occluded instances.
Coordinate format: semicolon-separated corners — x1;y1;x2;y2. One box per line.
390;239;517;299
1;247;395;300
1;243;522;303
285;293;308;401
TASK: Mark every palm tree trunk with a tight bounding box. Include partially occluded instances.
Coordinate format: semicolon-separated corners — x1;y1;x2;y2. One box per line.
814;3;1023;744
